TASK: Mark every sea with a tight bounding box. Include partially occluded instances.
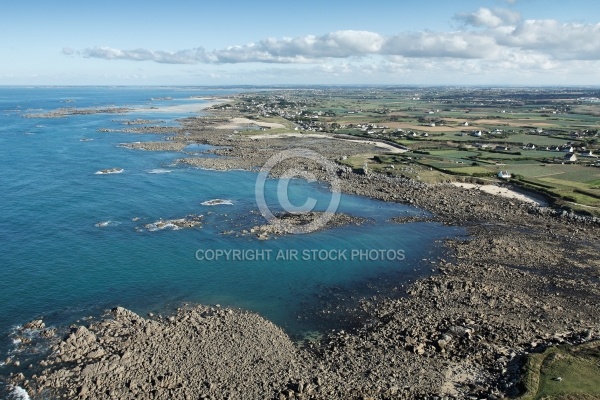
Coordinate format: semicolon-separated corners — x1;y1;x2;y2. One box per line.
0;87;464;397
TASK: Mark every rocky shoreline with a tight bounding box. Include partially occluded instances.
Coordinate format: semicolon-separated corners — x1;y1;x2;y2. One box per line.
6;109;600;399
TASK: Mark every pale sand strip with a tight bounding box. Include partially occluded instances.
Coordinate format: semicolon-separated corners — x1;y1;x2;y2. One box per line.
452;182;544;205
142;99;225;114
216;117;286;130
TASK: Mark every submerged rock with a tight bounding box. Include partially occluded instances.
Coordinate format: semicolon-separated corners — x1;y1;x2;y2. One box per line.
94;168;124;175
142;214;203;231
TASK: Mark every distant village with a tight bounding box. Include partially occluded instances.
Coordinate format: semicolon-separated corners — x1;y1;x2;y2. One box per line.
213;91;599;171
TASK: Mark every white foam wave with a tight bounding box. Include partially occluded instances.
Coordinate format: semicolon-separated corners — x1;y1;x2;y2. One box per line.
201;199;233;206
95;220;120;228
8;385;31;400
148;169;172;174
143;215;202;231
145;222;181;232
95;168;124;175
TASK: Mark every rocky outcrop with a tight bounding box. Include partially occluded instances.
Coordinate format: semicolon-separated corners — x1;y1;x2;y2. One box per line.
120;141;188;151
23;306;313;400
242;212;368;239
142;215;203;231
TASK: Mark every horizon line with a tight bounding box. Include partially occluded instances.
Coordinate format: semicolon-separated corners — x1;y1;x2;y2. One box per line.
2;84;600;89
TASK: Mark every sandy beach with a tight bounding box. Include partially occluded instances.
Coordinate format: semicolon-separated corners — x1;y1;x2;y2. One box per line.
451;182;546;205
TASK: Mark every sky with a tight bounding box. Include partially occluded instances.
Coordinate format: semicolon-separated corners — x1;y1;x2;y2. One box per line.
2;0;600;86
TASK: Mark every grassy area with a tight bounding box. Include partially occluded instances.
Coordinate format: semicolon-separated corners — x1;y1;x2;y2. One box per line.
505;133;576;146
519;341;600;400
337;153;453;183
238;88;600;212
428;149;481;158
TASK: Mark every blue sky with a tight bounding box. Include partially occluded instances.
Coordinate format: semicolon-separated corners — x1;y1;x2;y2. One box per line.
2;0;600;85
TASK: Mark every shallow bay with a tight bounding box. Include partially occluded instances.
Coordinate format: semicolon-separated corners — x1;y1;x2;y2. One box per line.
0;87;463;358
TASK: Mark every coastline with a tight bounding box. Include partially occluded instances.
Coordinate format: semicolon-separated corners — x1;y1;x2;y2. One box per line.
6;99;600;399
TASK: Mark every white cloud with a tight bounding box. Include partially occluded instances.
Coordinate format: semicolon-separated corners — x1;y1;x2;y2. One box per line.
78;31;386;65
500;20;600;60
81;46;210;64
384;31;501;59
455;8;520;28
71;7;600;76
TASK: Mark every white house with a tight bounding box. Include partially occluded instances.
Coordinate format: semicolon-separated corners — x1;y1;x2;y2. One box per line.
580;150;596;158
564;153;577;163
498;171;511;179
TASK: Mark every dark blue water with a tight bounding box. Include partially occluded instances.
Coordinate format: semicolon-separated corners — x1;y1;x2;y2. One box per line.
0;87;462;364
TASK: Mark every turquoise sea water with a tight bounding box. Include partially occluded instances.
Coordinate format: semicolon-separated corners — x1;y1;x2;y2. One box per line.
0;87;464;369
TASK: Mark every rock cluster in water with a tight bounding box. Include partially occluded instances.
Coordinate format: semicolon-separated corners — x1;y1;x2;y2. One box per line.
142;215;203;231
242;212;368;239
120;141;188;151
94;168;124;175
24;107;132;118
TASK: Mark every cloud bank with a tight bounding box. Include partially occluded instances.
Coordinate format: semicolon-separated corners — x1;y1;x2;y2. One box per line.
68;7;600;80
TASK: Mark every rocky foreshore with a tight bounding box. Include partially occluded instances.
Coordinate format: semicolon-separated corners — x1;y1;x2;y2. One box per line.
17;307;313;399
6;110;600;399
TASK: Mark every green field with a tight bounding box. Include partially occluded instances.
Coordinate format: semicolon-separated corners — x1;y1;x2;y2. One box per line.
239;88;600;213
519;342;600;400
504;134;576;146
